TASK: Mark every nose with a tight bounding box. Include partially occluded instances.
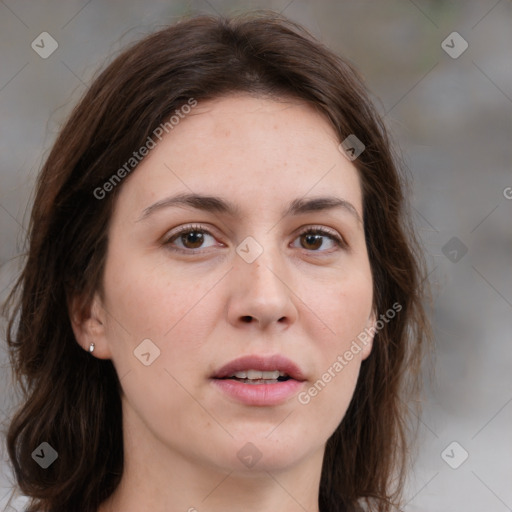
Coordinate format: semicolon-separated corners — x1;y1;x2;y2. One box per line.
226;245;298;331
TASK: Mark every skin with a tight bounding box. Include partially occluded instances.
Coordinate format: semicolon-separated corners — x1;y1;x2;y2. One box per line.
72;93;376;512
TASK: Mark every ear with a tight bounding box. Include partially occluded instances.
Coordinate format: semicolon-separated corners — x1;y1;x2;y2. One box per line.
360;308;377;360
69;292;112;359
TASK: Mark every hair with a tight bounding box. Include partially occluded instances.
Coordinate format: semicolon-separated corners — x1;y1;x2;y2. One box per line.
2;11;432;512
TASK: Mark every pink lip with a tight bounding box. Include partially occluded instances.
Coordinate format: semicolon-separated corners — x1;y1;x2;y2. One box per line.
211;354;306;406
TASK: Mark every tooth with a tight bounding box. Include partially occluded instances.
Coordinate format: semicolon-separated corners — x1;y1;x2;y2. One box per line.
230;370;284;380
239;370;279;380
246;370;263;380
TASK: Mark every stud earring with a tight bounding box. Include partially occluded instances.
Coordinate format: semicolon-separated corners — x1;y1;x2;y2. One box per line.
89;342;95;353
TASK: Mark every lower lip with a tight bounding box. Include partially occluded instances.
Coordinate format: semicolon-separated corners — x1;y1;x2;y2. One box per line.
211;378;304;406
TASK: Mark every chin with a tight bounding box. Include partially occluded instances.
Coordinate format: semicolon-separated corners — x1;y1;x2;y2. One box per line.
214;433;314;474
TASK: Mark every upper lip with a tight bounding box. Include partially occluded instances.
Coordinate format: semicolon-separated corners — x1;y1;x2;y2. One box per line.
212;354;306;381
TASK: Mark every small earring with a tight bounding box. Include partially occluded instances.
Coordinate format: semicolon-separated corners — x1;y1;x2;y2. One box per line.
88;342;95;353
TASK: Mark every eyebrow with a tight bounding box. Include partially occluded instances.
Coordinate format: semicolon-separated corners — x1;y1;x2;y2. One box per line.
138;192;362;224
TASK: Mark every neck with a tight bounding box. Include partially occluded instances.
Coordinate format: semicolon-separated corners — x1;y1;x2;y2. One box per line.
98;400;324;512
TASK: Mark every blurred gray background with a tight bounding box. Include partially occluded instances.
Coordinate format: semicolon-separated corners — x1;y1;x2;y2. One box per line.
0;1;511;511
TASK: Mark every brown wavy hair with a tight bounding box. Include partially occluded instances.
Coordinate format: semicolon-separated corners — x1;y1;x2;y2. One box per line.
2;11;432;512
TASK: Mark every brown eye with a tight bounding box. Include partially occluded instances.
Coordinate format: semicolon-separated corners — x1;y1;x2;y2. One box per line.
164;225;218;252
179;231;205;249
300;233;323;250
292;227;345;252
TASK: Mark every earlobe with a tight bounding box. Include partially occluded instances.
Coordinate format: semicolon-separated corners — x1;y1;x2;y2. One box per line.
69;292;111;359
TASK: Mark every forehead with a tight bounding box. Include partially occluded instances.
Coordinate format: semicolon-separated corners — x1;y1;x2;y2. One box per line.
114;94;363;220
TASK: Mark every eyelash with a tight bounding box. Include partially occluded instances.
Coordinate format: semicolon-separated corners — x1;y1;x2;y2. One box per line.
163;224;347;254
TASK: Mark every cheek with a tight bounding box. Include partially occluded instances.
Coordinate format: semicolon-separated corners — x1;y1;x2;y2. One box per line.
103;250;208;340
300;266;373;350
295;316;364;445
101;248;224;380
101;254;222;435
292;268;372;421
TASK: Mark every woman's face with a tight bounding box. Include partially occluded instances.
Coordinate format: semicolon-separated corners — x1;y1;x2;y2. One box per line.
81;94;375;474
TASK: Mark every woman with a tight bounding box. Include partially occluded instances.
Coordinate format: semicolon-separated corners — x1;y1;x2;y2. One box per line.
3;11;431;512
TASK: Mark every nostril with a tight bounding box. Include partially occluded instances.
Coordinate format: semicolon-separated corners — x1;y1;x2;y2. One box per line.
241;316;253;323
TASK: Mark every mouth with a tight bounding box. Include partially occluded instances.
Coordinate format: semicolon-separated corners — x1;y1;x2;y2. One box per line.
211;354;306;406
212;354;306;382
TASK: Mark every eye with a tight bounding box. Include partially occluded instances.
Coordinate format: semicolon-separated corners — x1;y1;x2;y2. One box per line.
291;226;346;252
163;224;220;253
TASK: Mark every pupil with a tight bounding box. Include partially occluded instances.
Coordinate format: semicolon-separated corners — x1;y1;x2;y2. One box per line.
183;231;203;248
303;234;321;250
